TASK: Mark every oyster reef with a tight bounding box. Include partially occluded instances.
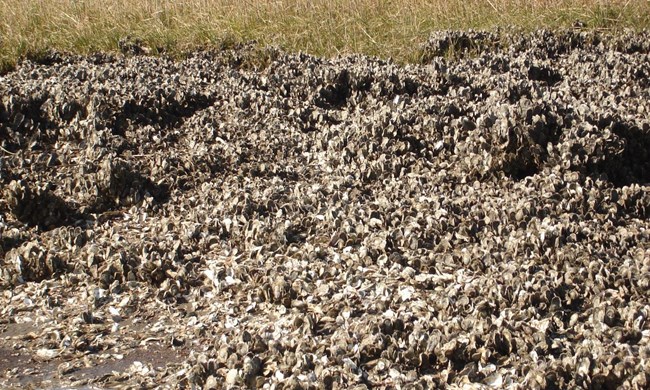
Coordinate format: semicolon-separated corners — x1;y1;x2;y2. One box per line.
0;30;649;389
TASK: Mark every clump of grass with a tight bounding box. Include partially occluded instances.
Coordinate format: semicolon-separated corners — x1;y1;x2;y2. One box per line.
0;0;648;72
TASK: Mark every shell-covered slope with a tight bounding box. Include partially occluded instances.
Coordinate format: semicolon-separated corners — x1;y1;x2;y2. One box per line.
0;30;649;389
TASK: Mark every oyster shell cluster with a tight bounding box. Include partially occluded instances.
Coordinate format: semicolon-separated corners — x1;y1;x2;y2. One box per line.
0;29;649;389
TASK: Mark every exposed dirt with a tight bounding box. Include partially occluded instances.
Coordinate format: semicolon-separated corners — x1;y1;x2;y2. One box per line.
0;30;649;389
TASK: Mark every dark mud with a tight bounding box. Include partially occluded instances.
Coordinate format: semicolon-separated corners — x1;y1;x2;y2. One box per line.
0;29;649;389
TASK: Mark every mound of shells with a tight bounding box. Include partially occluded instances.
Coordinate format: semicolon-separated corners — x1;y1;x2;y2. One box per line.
0;29;649;389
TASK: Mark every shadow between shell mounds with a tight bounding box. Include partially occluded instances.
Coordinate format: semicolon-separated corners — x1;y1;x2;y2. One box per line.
607;122;650;187
110;93;216;137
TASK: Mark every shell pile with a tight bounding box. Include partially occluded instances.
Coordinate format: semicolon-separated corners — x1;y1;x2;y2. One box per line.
0;29;649;389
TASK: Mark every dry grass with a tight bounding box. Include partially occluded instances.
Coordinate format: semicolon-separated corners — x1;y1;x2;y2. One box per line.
0;0;648;71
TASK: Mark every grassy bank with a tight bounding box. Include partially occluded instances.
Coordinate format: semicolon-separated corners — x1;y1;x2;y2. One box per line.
1;0;649;72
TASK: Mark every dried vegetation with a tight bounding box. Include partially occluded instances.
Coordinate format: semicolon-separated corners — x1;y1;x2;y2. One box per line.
1;0;650;73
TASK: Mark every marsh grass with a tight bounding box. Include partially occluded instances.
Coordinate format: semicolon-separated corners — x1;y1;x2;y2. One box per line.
0;0;648;72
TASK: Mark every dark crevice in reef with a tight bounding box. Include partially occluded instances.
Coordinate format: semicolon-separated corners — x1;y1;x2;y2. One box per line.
527;65;563;86
0;94;58;151
607;122;650;186
111;93;216;136
3;180;82;231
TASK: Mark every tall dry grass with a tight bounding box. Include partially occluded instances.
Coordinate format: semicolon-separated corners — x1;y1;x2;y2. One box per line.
0;0;648;71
